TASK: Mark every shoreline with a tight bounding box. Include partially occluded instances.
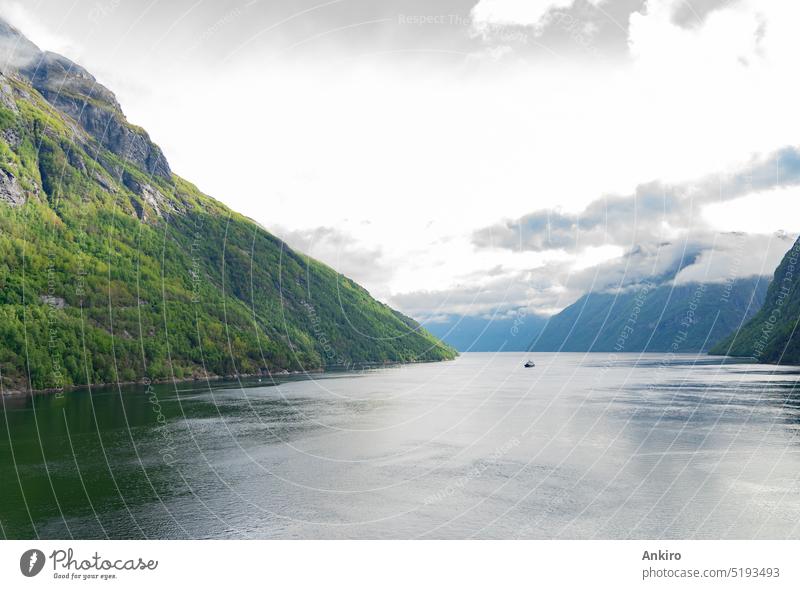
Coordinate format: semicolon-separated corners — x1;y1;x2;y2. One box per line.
1;356;457;397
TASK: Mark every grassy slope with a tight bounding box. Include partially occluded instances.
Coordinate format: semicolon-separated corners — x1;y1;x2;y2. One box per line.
0;75;455;392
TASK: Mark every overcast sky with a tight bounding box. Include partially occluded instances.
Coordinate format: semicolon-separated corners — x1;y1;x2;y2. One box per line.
5;0;800;322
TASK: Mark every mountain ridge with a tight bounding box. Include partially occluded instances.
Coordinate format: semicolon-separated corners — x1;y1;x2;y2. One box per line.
0;19;456;393
0;19;170;179
528;277;769;353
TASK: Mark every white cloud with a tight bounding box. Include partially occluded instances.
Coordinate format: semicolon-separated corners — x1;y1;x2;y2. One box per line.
629;0;762;68
571;244;626;271
0;1;83;58
673;233;792;285
703;187;800;235
474;144;800;306
119;0;800;315
470;0;606;29
13;0;800;320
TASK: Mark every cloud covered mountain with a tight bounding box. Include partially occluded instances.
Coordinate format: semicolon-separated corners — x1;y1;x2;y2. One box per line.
528;277;768;353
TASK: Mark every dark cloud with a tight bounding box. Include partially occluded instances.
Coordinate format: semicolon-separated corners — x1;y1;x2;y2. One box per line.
6;0;483;65
475;145;800;254
473;181;687;253
474;0;646;60
1;0;758;82
4;0;656;71
721;146;800;196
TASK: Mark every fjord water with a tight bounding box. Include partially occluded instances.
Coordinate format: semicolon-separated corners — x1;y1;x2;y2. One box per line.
2;353;800;539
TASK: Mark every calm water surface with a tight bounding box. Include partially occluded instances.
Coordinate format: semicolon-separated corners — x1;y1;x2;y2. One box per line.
2;353;800;539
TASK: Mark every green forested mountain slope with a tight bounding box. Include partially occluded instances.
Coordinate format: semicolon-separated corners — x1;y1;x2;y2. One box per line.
0;21;454;392
528;277;768;353
710;238;800;363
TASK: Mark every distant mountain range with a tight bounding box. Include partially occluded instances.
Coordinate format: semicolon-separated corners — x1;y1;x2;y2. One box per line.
711;238;800;363
528;277;768;353
424;312;548;352
0;19;455;392
429;278;769;355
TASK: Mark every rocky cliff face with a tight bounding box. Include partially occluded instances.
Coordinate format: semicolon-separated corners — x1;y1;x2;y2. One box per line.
0;165;23;206
0;20;170;179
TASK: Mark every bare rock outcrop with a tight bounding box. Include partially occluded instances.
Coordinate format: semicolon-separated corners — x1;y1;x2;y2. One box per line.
1;20;171;180
0;166;24;206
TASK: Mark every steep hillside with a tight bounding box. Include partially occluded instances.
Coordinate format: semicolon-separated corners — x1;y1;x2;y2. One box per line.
710;238;800;363
0;22;455;392
529;277;768;353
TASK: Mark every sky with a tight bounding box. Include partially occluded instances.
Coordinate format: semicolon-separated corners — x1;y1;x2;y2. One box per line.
4;0;800;323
